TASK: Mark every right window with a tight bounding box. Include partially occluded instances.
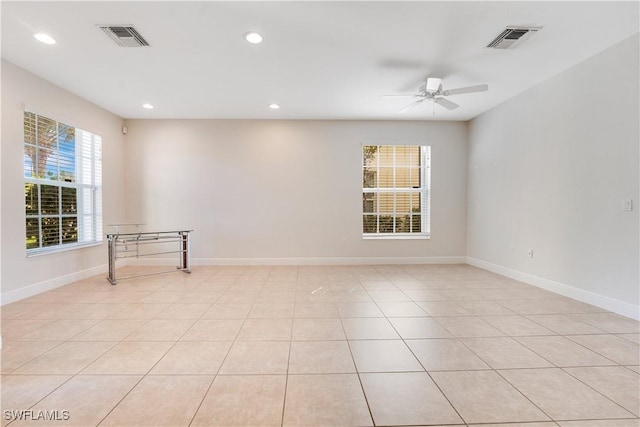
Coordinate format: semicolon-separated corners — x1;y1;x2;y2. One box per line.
362;145;430;238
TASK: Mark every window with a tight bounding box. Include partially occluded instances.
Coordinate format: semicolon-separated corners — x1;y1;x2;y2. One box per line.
24;111;102;254
362;145;430;238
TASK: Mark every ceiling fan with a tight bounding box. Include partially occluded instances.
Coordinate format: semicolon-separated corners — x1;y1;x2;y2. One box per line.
384;77;488;113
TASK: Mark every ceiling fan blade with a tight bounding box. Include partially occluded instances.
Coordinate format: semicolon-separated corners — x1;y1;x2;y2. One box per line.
398;99;425;113
434;97;459;110
382;94;419;98
442;84;488;96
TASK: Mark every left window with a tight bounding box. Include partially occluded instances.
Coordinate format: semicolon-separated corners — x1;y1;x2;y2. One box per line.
24;111;102;254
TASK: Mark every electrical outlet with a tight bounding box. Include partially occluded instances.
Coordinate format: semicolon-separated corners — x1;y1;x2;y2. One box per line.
527;249;534;258
623;198;633;212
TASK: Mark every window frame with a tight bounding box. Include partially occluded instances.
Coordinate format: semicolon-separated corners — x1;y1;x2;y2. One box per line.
362;144;431;240
24;109;103;256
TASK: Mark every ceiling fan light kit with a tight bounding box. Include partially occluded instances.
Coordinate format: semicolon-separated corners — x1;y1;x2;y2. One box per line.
425;77;442;93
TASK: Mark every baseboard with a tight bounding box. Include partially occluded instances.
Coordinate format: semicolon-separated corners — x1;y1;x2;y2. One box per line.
11;255;633;322
1;260;127;306
467;257;640;321
128;256;467;266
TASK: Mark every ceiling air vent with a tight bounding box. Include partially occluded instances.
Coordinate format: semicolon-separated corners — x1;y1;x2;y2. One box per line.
100;26;149;47
487;27;541;49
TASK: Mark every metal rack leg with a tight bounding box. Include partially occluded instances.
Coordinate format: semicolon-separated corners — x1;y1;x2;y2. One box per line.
108;235;117;285
180;231;191;273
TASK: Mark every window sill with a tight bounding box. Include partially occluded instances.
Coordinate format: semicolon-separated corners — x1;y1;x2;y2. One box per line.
26;241;103;258
363;234;430;240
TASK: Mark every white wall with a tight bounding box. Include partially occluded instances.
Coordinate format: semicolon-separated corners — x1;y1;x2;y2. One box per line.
467;34;639;317
1;61;127;301
123;119;468;263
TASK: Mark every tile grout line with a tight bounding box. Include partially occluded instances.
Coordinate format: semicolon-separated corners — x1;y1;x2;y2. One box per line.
94;374;147;427
96;274;227;427
279;265;299;427
2;340;67;374
377;272;469;426
188;270;272;427
522;314;609;335
5;319;125;425
464;348;557;422
563;334;636;364
2;368;77;427
511;334;622;368
338;313;376;427
476;315;638;422
558;366;639;418
357;270;470;425
93;291;197;425
340;268;393;426
13;286;162;425
435;280;572;426
372;270;635;426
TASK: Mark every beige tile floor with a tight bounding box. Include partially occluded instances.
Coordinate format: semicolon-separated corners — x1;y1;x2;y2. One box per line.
1;264;639;427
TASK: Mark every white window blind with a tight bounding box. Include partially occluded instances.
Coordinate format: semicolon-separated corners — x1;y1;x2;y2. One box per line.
362;145;430;238
24;111;103;254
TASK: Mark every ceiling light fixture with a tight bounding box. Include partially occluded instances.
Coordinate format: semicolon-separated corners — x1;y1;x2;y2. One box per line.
244;32;263;44
34;33;56;45
269;104;280;110
426;77;442;93
142;103;154;109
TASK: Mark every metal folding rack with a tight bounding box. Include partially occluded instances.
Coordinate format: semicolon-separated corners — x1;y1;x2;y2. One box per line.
106;224;192;284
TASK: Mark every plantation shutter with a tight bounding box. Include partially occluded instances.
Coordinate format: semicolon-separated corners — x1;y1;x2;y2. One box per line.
24;110;103;254
362;145;431;238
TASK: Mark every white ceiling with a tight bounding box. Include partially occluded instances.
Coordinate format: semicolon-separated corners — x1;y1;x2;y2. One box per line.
2;1;638;120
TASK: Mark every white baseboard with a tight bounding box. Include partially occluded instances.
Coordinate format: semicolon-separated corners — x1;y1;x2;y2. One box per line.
9;255;634;322
128;256;467;266
0;256;462;307
467;257;640;321
1;260;126;306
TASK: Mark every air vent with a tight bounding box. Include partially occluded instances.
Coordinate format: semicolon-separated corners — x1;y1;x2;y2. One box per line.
487;27;541;49
100;26;149;47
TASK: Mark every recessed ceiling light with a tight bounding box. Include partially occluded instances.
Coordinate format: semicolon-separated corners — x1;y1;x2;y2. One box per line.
269;104;280;110
142;103;154;109
34;33;56;45
244;32;263;44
